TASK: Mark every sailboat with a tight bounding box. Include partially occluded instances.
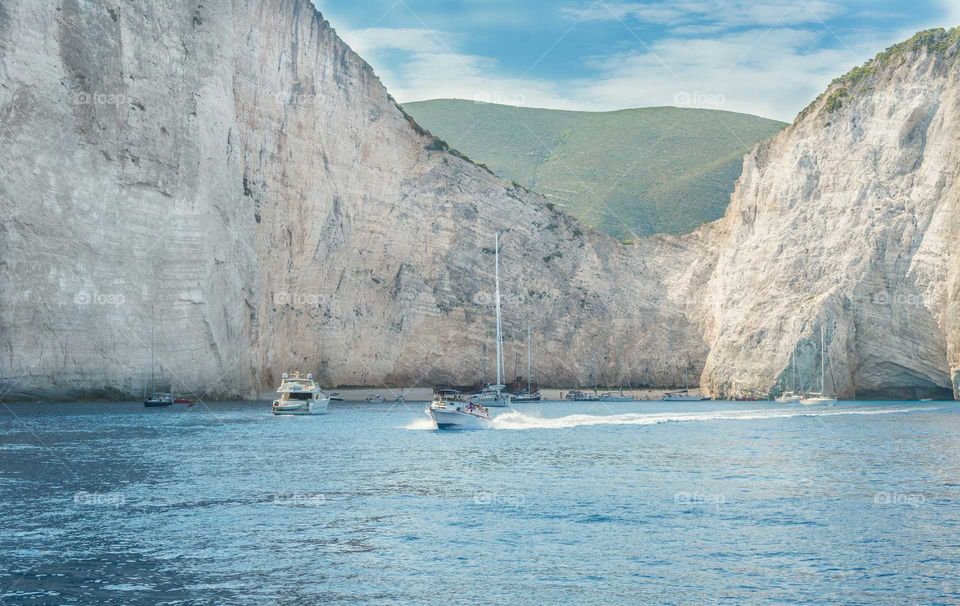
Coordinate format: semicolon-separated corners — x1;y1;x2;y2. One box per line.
143;312;173;407
475;232;510;407
662;364;707;401
800;325;838;405
776;349;803;403
511;325;541;402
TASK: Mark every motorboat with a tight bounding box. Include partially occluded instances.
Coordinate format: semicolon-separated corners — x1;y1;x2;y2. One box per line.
144;392;174;407
427;390;492;430
272;372;330;415
328;392;344;402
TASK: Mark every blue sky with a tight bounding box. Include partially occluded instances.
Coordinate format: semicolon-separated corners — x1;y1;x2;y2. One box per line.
313;0;960;121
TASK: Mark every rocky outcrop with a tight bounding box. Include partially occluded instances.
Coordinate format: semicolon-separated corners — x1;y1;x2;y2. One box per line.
1;1;958;401
699;29;960;399
0;0;706;400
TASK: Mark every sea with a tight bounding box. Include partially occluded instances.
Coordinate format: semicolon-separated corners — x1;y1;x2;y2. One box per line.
1;399;958;605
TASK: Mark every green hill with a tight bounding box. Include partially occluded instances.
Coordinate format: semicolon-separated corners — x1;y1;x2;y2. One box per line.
402;100;787;238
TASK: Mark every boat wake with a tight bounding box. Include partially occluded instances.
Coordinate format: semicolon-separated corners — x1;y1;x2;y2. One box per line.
488;406;940;430
403;416;437;430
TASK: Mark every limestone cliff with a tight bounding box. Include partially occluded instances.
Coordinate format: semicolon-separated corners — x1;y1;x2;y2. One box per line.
699;29;960;399
2;2;959;401
0;0;705;399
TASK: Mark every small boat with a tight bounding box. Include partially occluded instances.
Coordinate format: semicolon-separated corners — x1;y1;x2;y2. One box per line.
775;391;803;403
511;391;541;403
661;389;705;402
427;391;492;430
366;394;385;403
564;390;599;401
144;392;174;407
272;372;330;415
801;326;837;405
474;387;510;407
173;396;193;405
599;391;635;402
395;395;406;403
328;392;344;402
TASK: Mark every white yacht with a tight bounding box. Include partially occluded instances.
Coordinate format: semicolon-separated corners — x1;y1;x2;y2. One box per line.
776;391;803;403
801;326;838;405
480;232;510;407
271;372;330;415
427;389;492;430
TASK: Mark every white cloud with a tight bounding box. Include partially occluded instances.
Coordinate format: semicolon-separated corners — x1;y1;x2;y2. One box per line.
565;0;846;30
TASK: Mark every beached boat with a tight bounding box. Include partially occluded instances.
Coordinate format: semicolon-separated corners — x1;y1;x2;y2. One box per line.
599;391;635;402
271;372;330;415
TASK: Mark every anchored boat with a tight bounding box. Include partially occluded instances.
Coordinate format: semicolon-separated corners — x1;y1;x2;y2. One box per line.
272;372;330;415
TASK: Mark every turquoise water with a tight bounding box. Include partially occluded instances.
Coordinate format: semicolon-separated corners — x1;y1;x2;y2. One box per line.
1;400;958;605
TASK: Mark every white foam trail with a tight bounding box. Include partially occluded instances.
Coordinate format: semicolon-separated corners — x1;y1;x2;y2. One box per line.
403;416;436;430
489;406;940;430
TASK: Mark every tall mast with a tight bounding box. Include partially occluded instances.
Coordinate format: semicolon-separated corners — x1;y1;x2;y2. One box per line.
820;325;826;394
494;232;503;388
526;324;532;393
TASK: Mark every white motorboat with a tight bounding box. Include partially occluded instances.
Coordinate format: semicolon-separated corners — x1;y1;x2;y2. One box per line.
801;326;838;405
272;372;330;415
427;390;492;430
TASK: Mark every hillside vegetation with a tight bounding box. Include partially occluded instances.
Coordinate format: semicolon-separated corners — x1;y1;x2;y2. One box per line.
403;100;786;237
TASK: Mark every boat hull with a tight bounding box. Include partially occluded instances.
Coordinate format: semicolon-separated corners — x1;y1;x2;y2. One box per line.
800;397;837;406
511;394;541;403
272;398;330;415
143;400;173;407
428;408;492;430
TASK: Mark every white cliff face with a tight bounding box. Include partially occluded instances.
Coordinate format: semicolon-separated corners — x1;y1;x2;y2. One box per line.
699;30;960;399
1;2;958;402
0;0;705;399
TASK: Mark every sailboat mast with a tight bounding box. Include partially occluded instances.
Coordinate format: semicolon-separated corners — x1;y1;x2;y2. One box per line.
527;324;532;393
820;325;826;393
494;232;503;387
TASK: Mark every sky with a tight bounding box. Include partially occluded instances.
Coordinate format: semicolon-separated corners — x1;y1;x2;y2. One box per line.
313;1;960;122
